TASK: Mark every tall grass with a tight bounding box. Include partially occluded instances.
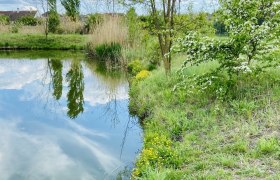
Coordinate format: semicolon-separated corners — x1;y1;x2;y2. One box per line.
59;16;83;34
0;24;44;34
87;15;128;48
19;25;45;34
86;15;128;64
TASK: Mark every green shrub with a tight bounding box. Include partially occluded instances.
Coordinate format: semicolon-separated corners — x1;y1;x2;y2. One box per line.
94;43;122;61
17;16;38;26
127;60;145;75
0;15;9;25
135;70;150;80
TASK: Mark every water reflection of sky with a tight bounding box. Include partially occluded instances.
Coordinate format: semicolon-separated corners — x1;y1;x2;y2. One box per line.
0;58;142;179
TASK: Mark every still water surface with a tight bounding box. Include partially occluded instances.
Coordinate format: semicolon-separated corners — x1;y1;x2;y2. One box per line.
0;51;142;180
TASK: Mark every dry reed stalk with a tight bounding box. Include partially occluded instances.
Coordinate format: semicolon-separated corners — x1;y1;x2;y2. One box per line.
88;15;128;48
59;16;83;34
19;25;45;34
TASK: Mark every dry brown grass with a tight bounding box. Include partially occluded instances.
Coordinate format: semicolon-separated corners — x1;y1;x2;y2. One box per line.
87;15;128;48
0;25;9;33
19;25;45;34
59;16;83;34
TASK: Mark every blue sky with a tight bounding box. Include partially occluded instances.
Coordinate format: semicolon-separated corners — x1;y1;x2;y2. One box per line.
0;0;219;14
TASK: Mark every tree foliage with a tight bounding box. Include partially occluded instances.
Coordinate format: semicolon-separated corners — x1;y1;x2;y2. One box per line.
61;0;80;21
48;11;60;33
48;0;57;10
47;0;60;33
126;7;140;47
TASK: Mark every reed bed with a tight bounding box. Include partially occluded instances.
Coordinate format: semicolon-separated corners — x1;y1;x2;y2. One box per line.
59;17;83;34
87;15;128;48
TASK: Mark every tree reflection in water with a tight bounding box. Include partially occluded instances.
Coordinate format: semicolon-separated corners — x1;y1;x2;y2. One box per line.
66;61;85;119
85;60;127;126
48;57;127;122
49;59;63;100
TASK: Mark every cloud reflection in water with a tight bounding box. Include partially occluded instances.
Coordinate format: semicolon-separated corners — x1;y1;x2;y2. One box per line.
0;56;142;179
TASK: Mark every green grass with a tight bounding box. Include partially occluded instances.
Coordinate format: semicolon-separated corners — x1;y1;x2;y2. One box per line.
0;33;87;50
129;55;280;179
94;42;122;61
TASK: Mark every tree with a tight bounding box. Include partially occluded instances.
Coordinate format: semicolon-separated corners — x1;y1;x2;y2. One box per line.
61;0;80;21
48;0;60;33
38;0;49;39
173;0;280;97
123;0;180;74
126;7;139;47
148;0;177;74
48;11;60;33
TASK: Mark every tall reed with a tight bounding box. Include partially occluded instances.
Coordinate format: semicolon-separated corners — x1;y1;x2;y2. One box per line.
59;16;83;34
87;15;128;49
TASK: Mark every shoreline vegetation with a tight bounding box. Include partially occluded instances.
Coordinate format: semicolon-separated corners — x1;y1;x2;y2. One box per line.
129;56;280;179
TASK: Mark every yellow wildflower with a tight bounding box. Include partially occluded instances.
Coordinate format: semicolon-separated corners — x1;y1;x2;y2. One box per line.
135;70;150;80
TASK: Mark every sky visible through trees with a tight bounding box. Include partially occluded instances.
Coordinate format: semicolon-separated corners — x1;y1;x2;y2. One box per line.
0;0;219;14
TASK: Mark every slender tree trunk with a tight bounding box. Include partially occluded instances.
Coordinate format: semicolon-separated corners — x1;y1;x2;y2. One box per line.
45;0;49;39
150;0;176;75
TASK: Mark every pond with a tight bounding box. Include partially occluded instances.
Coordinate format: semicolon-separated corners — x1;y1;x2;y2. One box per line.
0;51;142;180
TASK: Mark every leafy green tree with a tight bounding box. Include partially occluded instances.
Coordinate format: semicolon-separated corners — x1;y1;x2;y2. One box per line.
48;0;56;10
48;0;60;33
173;0;280;97
126;7;140;47
48;11;60;33
66;61;84;119
61;0;80;21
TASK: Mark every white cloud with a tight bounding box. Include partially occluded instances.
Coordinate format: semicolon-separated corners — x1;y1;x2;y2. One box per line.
67;120;109;138
22;5;37;11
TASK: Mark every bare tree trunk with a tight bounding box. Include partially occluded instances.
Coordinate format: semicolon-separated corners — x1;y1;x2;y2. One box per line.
39;0;48;39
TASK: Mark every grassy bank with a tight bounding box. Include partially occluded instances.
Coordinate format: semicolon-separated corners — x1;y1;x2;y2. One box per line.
0;33;87;50
129;56;280;179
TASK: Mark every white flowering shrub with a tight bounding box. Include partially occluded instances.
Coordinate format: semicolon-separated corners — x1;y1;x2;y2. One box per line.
172;0;280;98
